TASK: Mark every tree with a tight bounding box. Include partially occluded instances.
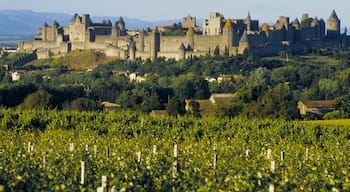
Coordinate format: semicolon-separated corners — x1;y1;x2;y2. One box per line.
214;46;220;57
242;84;299;119
67;98;102;112
250;67;271;87
172;75;210;100
166;98;186;116
334;94;350;118
318;79;340;100
21;90;54;110
186;100;201;118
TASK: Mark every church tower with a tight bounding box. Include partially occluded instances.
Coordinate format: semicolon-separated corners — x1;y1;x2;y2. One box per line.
327;10;341;37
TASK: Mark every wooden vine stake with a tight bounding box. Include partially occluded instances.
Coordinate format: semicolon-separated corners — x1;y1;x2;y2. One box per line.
28;142;33;153
269;184;275;192
280;151;284;161
136;151;141;163
94;145;97;157
270;160;275;173
172;144;178;178
213;145;217;170
97;175;107;192
153;145;157;156
306;148;309;161
42;155;46;168
106;147;110;158
69;143;74;152
267;149;272;160
80;161;85;185
141;116;144;127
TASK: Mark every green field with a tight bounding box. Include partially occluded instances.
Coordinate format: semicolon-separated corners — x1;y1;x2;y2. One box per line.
0;109;350;191
307;119;350;126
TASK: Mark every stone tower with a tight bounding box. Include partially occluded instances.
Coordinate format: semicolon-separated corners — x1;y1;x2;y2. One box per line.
129;40;136;61
292;18;301;30
116;17;127;36
183;15;196;29
186;27;195;50
178;43;186;60
150;27;160;61
223;19;233;51
137;30;145;52
69;14;92;42
327;10;341;37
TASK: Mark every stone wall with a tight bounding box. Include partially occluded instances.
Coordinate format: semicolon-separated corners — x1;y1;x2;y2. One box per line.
194;35;224;52
160;36;187;52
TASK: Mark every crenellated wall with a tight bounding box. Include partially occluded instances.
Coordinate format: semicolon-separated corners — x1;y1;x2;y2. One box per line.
18;11;348;61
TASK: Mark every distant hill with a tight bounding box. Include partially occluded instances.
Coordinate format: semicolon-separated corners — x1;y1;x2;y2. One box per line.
0;10;181;35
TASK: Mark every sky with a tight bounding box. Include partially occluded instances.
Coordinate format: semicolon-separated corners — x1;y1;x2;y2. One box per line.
2;0;350;26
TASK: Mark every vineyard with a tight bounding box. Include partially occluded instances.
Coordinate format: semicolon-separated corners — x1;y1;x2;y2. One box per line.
0;109;350;191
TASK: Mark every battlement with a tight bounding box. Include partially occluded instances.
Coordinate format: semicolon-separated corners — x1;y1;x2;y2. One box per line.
19;10;348;62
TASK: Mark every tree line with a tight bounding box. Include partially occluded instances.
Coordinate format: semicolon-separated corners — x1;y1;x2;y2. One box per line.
1;48;350;119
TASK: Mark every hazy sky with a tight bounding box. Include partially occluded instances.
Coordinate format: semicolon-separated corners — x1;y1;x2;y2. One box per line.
2;0;350;26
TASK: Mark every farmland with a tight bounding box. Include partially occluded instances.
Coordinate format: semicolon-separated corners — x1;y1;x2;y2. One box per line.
0;109;350;191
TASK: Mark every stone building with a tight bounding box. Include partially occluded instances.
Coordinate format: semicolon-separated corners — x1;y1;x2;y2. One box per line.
19;10;348;61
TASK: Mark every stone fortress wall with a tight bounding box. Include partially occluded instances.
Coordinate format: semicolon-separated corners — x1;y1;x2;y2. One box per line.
19;10;348;61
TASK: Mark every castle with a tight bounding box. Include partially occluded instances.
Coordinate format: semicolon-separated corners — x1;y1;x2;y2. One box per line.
18;10;348;60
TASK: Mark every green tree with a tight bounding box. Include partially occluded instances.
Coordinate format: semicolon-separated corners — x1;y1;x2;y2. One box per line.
166;98;186;116
318;79;340;100
21;90;54;110
243;84;299;119
68;98;102;112
186;100;201;118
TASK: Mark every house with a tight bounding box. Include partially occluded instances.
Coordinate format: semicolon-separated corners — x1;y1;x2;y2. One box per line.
209;93;236;104
297;100;336;118
101;101;121;112
151;110;168;117
11;71;21;81
185;93;236;117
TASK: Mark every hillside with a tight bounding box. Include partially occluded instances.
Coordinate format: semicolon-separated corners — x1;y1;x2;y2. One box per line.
0;10;181;35
27;50;115;69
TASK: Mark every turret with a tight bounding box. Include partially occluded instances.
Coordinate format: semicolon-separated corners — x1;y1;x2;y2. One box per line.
82;14;91;27
327;10;341;37
261;23;270;38
150;27;160;61
186;27;195;50
116;17;126;36
178;43;186;60
239;30;250;54
137;30;145;52
129;41;136;61
292;18;300;30
223;19;233;51
246;12;252;31
52;20;60;27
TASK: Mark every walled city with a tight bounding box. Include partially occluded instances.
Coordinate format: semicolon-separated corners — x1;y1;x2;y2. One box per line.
19;10;348;60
